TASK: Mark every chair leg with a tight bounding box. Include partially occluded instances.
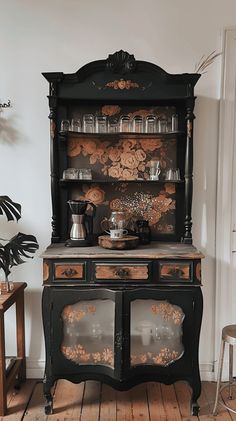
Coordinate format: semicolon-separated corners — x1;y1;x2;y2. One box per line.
213;339;225;416
229;344;233;399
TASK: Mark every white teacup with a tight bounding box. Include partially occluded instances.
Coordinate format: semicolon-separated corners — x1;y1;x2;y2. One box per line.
106;229;128;239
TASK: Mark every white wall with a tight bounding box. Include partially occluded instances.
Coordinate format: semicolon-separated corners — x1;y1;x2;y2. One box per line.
0;0;235;379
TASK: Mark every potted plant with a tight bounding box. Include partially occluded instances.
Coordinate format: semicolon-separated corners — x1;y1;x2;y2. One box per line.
0;196;39;293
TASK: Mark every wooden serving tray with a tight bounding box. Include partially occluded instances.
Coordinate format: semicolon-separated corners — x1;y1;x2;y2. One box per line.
98;235;139;250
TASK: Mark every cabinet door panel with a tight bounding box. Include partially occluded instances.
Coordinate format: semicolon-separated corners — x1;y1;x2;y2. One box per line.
61;299;115;368
123;288;201;379
130;299;184;367
50;288;122;379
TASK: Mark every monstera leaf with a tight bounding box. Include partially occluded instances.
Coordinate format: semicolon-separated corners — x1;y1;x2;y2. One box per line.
0;245;8;276
0;196;21;221
0;232;39;277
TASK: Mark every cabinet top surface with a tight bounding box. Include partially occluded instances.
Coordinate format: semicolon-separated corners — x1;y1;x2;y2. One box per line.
41;242;204;260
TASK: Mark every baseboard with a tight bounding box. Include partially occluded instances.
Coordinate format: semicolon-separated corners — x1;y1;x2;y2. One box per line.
26;359;216;382
26;359;45;379
199;363;215;381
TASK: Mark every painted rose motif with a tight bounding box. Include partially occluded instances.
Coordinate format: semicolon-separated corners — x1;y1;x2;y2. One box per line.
120;152;139;169
122;139;136;152
138;163;146;172
135;149;146;162
122;168;136;180
67;136;174;184
101;105;121;116
68;139;82;157
85;186;105;205
108;165;122;179
108;147;121;162
152;195;172;213
164;183;176;195
140;138;162;152
83;140;97;155
144;210;162;226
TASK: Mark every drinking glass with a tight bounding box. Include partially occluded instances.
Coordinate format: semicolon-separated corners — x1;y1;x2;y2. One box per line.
63;168;79;179
132;115;144;133
165;168;180;181
70;118;81;132
119;115;130;132
158;118;168;133
108;119;118;133
60;119;70;132
83;114;94;133
95;115;107;133
78;169;92;180
171;114;178;132
145;115;156;133
149;159;161;180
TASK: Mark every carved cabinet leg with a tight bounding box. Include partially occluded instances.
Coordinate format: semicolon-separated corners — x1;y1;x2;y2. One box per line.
43;376;54;415
191;400;200;416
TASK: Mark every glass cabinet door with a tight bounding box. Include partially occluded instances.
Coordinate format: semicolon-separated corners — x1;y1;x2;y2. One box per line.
130;299;185;367
61;299;115;368
51;288;122;376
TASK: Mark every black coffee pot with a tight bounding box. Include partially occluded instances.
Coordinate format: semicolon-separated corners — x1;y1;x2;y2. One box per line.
66;200;96;247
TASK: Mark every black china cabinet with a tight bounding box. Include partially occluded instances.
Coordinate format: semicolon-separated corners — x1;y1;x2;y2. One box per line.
41;51;203;416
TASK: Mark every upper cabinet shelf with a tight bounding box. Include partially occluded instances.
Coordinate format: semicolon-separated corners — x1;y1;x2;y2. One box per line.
59;178;184;185
59;131;185;139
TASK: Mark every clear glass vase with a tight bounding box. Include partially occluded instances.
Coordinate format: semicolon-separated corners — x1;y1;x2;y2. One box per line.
0;271;14;294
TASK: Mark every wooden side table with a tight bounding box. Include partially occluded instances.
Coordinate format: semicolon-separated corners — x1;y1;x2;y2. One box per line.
0;282;27;416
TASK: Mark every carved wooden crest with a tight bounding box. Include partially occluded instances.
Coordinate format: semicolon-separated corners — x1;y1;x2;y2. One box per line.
106;50;136;74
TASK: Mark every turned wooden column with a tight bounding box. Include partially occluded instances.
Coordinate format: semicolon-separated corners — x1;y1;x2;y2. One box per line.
184;89;196;244
48;79;60;243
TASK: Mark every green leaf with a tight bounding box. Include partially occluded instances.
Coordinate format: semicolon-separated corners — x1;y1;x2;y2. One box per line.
4;232;39;271
0;196;21;221
0;246;9;277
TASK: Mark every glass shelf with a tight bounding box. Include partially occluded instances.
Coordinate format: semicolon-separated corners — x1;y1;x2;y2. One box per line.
59;130;185;139
59;178;184;185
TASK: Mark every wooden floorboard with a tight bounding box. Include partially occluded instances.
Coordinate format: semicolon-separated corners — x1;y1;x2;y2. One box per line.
174;382;196;421
146;382;167;421
130;384;150;421
116;389;133;421
161;384;182;420
100;384;116;421
1;380;37;421
48;379;84;421
80;381;101;421
2;380;236;420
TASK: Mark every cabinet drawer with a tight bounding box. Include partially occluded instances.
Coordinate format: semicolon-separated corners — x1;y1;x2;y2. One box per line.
94;262;150;281
159;261;192;282
54;263;85;280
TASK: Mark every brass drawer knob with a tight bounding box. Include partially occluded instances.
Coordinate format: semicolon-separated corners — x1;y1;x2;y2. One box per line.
61;268;78;277
168;268;184;278
114;268;129;278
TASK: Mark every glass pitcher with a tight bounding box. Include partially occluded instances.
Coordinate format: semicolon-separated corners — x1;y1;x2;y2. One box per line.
101;211;129;232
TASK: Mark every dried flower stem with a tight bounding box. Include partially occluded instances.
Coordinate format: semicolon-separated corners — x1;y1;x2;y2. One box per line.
194;50;221;74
